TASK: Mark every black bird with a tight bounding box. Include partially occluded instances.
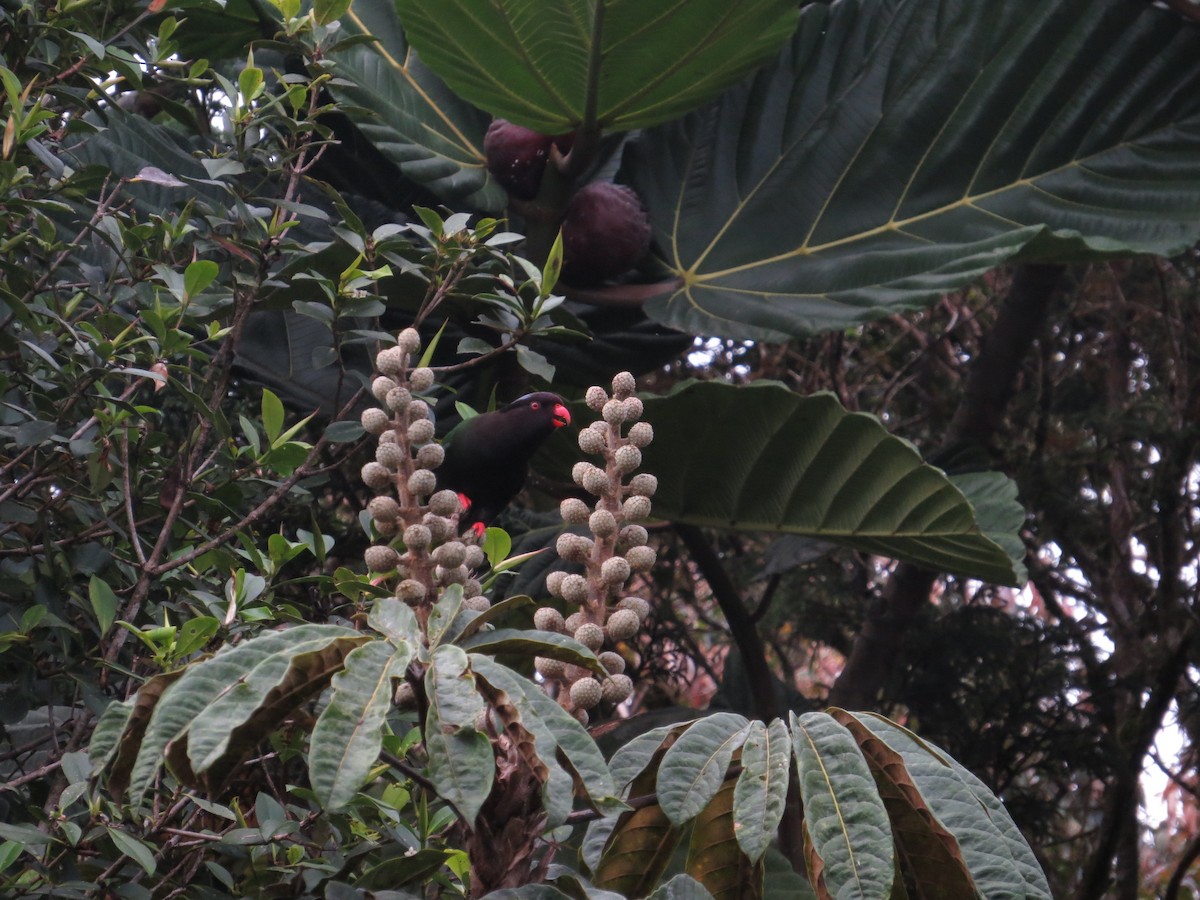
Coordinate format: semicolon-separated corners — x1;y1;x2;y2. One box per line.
437;392;571;530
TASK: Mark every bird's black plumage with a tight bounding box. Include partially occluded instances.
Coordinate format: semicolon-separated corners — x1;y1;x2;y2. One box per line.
437;392;571;528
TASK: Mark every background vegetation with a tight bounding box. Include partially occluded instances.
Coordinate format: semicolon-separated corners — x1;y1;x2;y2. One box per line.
1;0;1199;897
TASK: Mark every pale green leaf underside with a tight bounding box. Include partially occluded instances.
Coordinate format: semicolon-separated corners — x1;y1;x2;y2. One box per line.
393;0;799;133
636;381;1024;585
849;713;1052;899
631;0;1200;340
791;712;893;899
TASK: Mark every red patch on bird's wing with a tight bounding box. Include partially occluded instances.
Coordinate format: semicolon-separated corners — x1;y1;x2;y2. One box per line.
457;493;472;512
469;521;486;539
552;403;571;427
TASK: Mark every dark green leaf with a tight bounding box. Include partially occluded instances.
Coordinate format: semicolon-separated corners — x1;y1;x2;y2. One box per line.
632;0;1200;339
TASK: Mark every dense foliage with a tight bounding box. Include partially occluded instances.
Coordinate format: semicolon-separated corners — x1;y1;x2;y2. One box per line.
1;0;1199;897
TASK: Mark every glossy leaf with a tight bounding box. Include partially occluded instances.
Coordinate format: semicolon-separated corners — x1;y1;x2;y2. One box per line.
458;627;605;676
393;0;799;133
657;712;750;826
310;640;412;811
732;719;791;863
630;0;1200;340
846;712;1052;899
791;712;893;900
649;876;717;900
332;2;502;209
548;380;1024;584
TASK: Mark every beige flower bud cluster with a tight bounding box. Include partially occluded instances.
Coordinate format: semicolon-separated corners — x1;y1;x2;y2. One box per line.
359;329;488;627
533;371;654;724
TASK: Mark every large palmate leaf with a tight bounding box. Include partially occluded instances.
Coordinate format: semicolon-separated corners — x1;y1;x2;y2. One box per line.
331;1;503;210
629;0;1200;340
393;0;799;133
541;380;1026;584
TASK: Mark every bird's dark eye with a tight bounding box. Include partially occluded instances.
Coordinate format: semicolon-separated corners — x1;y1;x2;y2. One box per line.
530;401;541;410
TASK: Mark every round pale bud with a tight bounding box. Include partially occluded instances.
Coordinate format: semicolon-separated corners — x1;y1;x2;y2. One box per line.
602;398;627;425
463;594;491;612
397;327;421;354
589;509;618;537
574;708;590;726
606;608;640;641
395;579;426;603
408;468;437;497
560;498;590;525
376;346;406;376
611;371;636;399
407;400;430;421
361;462;392;490
602;673;634;704
423;513;453;543
599;651;625;675
386;386;413;412
534;607;565;633
436;564;469;585
564;612;586;634
583;467;610;497
623;495;652;521
572;461;599;486
403;524;432;550
622;396;644;422
375;519;399;537
585;385;609;412
627;421;653;448
574;623;604;651
559;574;589;604
617;524;649;549
416;442;445;469
361;407;390;435
614;445;641;474
556;532;593;562
625;546;656;572
376;442;405;469
618;596;651;622
407;419;435;445
371;376;397;403
464;545;485;569
365;545;400;573
570;677;602;710
409;367;434;392
536;656;565;678
394;682;416;708
546;570;567;597
378;430;398;445
578;428;606;455
433;541;467;568
368;496;401;523
463;578;482;598
600;556;631;586
628;473;658;497
429;489;460;517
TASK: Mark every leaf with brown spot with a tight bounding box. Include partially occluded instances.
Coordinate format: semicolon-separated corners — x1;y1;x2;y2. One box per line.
830;710;975;898
685;770;763;900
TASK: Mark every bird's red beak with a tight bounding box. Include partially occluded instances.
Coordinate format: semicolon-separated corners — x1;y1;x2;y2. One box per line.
552;403;571;428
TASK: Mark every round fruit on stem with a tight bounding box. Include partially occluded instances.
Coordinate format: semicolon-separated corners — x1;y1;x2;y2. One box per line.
561;182;652;286
484;118;575;200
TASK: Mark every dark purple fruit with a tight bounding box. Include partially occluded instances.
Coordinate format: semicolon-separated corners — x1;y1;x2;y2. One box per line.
561;182;651;286
484;119;573;200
